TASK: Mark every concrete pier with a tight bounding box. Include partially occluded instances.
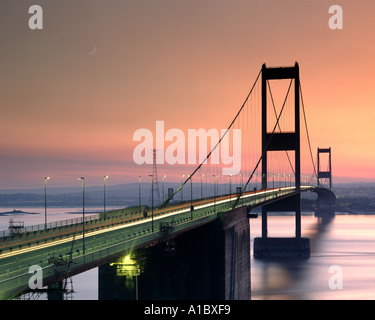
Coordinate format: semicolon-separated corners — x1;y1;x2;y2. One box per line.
99;206;251;300
217;206;251;300
254;237;310;259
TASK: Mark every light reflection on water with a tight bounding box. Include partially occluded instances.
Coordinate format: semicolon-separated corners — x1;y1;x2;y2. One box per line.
251;214;375;300
3;207;375;300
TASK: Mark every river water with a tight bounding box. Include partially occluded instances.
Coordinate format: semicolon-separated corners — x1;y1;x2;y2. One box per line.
251;213;375;300
1;207;374;300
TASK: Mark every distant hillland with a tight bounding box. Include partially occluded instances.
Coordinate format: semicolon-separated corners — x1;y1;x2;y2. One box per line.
0;182;208;208
0;182;374;212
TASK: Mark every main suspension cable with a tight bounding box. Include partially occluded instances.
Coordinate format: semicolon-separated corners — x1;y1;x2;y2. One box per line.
159;67;263;208
300;81;317;184
232;78;294;209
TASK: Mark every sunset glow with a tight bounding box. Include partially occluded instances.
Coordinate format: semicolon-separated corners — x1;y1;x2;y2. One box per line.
1;0;375;189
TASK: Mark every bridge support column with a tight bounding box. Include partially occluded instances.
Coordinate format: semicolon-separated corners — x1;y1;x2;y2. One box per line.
47;281;64;300
254;237;310;259
98;207;251;300
218;206;251;300
255;195;310;259
98;263;138;300
141;206;251;300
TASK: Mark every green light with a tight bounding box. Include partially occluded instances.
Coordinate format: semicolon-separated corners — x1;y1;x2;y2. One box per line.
110;255;141;277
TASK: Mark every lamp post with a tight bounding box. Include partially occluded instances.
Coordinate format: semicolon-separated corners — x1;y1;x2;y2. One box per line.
253;173;256;192
240;173;243;206
162;175;166;202
284;173;286;188
200;174;204;199
229;174;232;207
78;177;85;255
104;175;108;217
149;174;154;232
213;175;217;213
44;176;50;230
138;176;142;213
181;174;185;201
262;173;266;201
188;175;193;219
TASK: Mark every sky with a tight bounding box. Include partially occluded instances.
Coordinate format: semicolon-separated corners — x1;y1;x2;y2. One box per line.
0;0;374;190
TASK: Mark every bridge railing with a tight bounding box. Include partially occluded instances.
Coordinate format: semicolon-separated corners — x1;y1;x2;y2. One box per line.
0;186;309;244
0;213;100;239
0;206;148;240
0;204;219;299
0;186;315;299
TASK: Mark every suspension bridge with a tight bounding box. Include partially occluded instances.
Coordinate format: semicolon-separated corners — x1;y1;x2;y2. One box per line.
0;62;335;300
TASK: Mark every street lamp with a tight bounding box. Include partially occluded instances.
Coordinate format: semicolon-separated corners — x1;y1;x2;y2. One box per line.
240;173;243;206
78;177;85;255
149;174;154;232
253;173;257;191
138;176;142;213
188;175;193;219
229;174;232;207
162;175;166;202
200;174;204;199
44;176;50;230
212;175;217;213
104;175;109;217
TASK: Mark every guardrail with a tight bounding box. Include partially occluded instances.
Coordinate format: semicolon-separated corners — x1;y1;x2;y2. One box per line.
0;206;147;239
0;186;312;299
0;206;219;300
0;214;100;239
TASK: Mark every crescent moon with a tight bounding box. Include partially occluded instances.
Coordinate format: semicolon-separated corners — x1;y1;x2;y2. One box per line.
88;46;96;56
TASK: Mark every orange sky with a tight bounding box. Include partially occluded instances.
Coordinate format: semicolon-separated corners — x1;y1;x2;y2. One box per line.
0;0;375;189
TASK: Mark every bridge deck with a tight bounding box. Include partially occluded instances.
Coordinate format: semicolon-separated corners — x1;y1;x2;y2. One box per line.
0;186;315;299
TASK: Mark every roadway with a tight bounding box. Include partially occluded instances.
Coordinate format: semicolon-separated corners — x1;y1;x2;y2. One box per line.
0;185;313;299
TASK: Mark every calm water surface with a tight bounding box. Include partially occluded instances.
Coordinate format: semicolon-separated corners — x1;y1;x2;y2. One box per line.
1;207;374;300
251;214;375;300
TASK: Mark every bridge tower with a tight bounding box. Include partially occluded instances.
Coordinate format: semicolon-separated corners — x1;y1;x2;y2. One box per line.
317;147;332;190
254;62;310;258
315;147;335;218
